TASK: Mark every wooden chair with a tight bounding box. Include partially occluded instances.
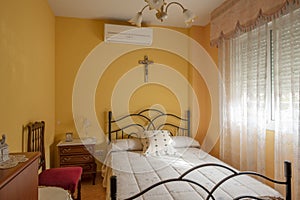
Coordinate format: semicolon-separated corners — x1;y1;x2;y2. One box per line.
26;121;82;200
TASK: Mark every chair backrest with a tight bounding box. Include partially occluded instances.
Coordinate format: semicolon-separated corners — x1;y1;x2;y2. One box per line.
26;121;46;171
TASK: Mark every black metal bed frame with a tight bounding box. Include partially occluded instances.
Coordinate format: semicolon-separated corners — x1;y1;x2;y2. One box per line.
108;108;190;142
110;161;292;200
107;109;292;200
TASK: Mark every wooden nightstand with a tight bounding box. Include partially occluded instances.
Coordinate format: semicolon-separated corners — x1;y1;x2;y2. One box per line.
57;139;97;185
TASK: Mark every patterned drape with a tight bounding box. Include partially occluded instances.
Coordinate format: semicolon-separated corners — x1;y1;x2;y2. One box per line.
210;0;300;47
218;4;300;198
272;8;300;198
218;23;268;173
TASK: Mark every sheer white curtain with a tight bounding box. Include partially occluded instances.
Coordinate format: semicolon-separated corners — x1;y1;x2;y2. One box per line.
272;7;300;198
219;23;268;173
219;6;300;198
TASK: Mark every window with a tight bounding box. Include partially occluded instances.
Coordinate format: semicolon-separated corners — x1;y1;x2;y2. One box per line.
219;7;300;197
267;28;275;130
267;11;300;129
269;29;275;121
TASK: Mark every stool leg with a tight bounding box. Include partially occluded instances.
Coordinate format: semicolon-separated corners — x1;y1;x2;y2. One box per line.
92;172;96;185
77;179;81;200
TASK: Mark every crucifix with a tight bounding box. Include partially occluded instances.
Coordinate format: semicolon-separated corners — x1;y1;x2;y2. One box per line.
138;55;153;82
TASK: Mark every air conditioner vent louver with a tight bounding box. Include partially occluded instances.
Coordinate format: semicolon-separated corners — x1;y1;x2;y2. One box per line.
104;24;153;46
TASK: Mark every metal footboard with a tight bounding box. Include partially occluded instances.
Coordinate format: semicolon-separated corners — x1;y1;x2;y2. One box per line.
110;161;292;200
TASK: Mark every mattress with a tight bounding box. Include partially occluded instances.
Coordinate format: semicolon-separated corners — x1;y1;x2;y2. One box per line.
102;147;283;200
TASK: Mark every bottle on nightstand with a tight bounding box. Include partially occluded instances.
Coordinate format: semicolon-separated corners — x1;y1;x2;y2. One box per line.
0;134;9;163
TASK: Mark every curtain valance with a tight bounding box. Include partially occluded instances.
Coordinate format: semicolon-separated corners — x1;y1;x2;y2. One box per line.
210;0;300;47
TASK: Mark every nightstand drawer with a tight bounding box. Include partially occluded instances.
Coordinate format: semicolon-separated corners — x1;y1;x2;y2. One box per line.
57;139;97;185
61;163;97;173
60;154;94;164
59;145;94;155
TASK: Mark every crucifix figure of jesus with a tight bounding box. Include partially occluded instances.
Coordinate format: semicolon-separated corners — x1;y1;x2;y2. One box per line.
138;55;153;82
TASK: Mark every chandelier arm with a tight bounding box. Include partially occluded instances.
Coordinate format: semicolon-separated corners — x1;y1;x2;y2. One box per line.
165;2;185;12
130;1;195;26
140;5;150;13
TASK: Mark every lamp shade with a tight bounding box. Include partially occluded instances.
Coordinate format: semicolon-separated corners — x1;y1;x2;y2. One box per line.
146;0;164;10
130;1;196;27
129;12;143;27
183;9;196;26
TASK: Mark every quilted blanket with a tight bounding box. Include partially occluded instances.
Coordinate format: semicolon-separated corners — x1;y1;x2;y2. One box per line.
102;148;283;200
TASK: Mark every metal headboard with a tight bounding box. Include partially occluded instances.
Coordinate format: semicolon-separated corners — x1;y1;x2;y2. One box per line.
108;108;190;142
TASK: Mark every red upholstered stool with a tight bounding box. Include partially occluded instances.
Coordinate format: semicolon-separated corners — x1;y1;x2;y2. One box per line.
26;121;83;200
39;167;82;197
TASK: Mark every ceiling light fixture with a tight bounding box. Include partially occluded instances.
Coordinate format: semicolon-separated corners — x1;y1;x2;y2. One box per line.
129;0;197;27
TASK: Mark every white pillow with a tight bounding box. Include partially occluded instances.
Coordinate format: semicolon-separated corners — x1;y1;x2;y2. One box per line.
172;136;200;148
141;130;176;156
109;138;143;152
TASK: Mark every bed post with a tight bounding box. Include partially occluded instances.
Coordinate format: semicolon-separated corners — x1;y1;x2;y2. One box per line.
110;175;117;200
187;110;190;137
284;161;292;200
109;111;112;142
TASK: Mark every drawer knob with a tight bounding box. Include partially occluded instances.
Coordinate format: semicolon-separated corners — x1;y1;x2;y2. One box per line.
62;157;71;162
61;148;72;153
83;156;91;160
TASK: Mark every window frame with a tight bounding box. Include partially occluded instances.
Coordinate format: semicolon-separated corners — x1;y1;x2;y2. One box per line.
266;26;275;130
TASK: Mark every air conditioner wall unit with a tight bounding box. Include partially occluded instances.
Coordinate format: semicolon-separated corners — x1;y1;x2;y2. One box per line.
104;24;153;46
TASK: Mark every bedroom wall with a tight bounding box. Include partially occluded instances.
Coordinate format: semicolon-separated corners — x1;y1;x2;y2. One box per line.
55;17;219;167
95;48;211;141
189;25;219;157
0;0;55;167
55;17;103;141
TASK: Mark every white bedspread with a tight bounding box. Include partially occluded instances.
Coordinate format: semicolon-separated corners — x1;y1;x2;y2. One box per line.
102;148;283;200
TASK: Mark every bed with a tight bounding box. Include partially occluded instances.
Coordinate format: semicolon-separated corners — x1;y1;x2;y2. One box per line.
102;109;291;200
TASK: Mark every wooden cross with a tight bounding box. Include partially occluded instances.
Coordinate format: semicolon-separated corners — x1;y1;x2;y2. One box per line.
138;55;153;82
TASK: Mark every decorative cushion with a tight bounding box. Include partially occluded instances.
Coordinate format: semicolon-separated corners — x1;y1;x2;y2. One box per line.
141;130;176;156
38;166;82;193
172;136;200;148
109;138;143;152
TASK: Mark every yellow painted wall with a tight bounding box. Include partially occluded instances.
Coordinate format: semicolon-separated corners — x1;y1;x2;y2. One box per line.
189;25;218;65
55;17;218;167
95;48;210;139
95;49;189;127
0;0;55;167
0;1;276;185
189;25;219;157
55;17;103;141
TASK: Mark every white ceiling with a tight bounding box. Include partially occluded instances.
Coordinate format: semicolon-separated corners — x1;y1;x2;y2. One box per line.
47;0;225;28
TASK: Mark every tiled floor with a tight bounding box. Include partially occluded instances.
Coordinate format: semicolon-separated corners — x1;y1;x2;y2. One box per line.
81;173;106;200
